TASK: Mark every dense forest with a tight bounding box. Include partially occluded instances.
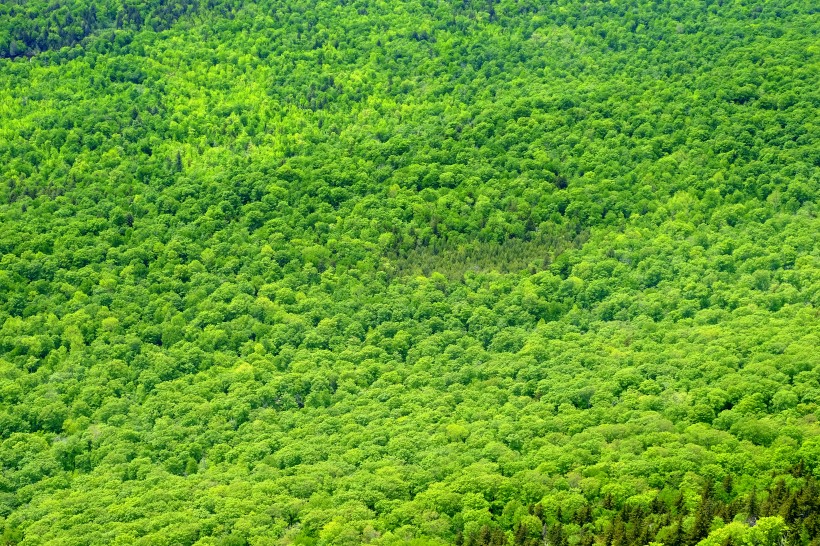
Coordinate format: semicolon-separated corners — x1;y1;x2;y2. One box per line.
0;0;819;544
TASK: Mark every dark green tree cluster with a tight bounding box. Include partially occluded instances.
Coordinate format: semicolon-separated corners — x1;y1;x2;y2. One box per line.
486;463;820;546
0;0;818;544
0;0;243;59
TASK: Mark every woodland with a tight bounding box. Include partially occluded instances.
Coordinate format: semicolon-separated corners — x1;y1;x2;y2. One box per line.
0;0;818;544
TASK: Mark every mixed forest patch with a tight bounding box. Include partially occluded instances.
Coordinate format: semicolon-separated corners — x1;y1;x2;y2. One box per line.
388;227;588;280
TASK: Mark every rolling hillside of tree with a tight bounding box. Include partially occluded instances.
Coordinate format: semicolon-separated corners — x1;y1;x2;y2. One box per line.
0;0;818;544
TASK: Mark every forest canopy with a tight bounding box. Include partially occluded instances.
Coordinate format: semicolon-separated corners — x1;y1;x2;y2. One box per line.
0;0;819;545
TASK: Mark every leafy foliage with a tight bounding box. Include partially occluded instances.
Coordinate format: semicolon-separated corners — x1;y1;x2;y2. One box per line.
0;0;818;544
